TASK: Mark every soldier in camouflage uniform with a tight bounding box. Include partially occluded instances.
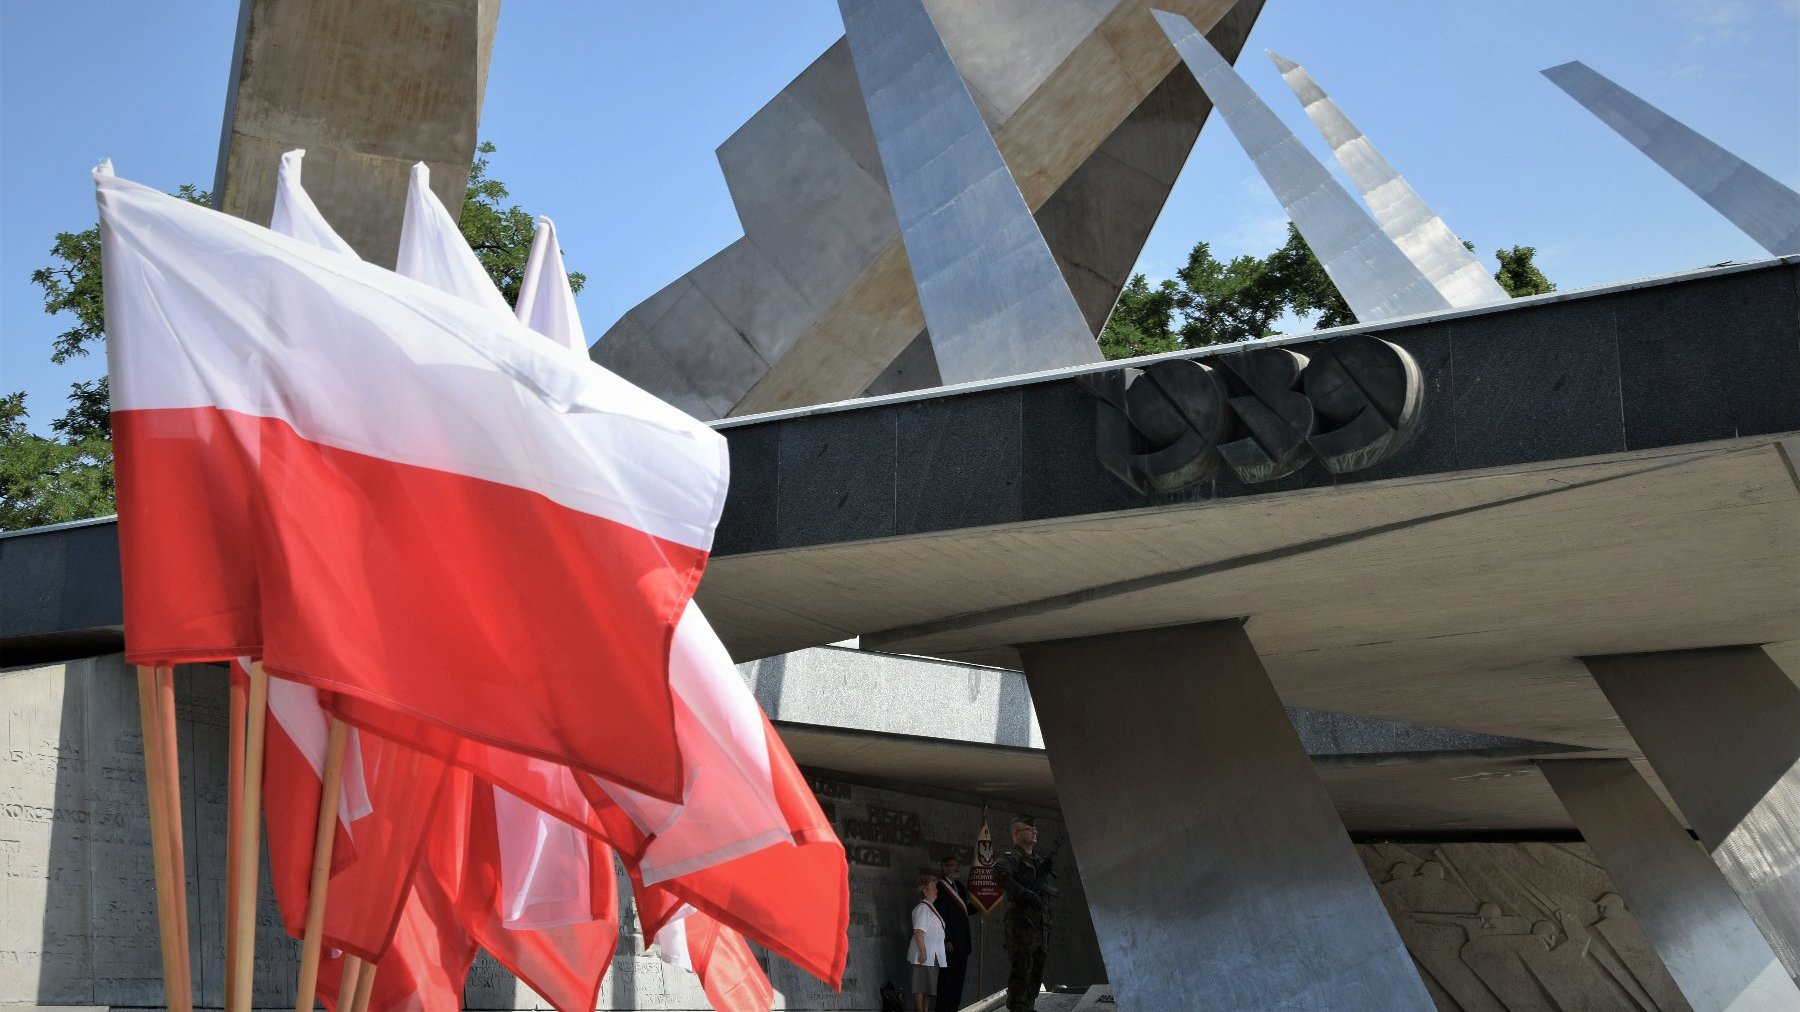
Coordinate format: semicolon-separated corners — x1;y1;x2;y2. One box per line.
992;815;1053;1012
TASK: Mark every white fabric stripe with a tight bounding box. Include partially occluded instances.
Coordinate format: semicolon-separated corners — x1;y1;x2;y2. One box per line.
98;169;726;550
245;657;373;826
515;217;589;355
269;150;358;258
653;907;696;971
595;602;789;886
397;163;514;318
492;785;595;930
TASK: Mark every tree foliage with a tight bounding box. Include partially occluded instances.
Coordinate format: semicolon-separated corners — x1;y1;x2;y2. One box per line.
0;391;114;530
461;141;586;305
1099;223;1556;359
1493;245;1555;297
3;145;572;531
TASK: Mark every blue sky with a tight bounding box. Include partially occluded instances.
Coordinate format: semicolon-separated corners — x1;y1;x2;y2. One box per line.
4;1;1796;433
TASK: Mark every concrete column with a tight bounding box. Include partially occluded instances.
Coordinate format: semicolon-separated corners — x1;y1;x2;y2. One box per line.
213;0;501;266
1019;620;1433;1011
1584;647;1800;982
1541;758;1800;1010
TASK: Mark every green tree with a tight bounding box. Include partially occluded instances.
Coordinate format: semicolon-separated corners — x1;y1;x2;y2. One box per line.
0;392;114;530
4;144;573;531
461;141;586;304
1098;274;1182;359
1099;223;1557;360
1493;245;1555;297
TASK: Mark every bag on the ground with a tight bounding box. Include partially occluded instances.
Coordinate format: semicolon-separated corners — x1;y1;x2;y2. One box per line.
880;980;907;1011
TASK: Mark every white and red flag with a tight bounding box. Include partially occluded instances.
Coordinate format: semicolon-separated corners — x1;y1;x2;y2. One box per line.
507;211;846;991
98;162;729;800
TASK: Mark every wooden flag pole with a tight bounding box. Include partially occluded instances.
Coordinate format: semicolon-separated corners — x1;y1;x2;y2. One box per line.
294;718;350;1012
135;665;186;1012
229;662;272;1012
348;961;378;1012
225;676;248;1004
155;666;195;1012
338;954;365;1008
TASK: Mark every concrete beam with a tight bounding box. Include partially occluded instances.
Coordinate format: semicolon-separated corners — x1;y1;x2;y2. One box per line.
212;0;500;266
1541;758;1799;1010
1020;620;1433;1010
1585;646;1800;983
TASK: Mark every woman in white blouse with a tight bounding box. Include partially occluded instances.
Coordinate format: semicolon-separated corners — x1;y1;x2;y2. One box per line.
908;873;948;1012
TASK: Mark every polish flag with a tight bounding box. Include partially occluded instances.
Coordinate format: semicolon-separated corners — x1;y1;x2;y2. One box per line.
257;153;378;934
99;162;729;800
508;217;844;985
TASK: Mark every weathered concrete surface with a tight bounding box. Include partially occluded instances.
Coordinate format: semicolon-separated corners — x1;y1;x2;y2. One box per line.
1021;621;1435;1010
593;0;1260;418
1542;758;1797;1011
1584;646;1800;984
212;0;501;266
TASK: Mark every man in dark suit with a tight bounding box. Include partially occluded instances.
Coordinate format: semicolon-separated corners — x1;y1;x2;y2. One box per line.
933;855;974;1010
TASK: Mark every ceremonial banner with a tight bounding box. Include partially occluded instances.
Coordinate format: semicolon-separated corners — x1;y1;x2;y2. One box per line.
967;821;1004;914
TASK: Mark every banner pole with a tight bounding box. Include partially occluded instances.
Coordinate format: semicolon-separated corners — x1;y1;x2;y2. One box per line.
155;666;195;1012
135;665;186;1012
338;954;365;1008
230;662;271;1012
348;961;379;1012
294;717;350;1012
225;675;247;1003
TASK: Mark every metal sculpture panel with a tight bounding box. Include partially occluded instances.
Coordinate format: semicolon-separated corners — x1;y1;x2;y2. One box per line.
1153;10;1453;324
1544;61;1800;257
839;0;1104;386
1090;333;1423;493
1269;51;1507;309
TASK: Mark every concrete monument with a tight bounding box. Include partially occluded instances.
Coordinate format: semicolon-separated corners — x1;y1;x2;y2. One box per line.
592;0;1265;418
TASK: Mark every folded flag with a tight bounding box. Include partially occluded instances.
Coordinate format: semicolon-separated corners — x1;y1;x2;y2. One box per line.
98;162;728;799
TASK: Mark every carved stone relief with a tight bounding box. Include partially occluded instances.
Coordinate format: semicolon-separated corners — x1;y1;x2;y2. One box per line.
1357;843;1691;1012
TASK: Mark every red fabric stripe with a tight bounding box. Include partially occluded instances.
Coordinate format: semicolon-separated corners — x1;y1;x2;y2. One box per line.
112;408;262;661
631;719;849;989
452;782;618;1012
690;915;776;1012
113;405;700;799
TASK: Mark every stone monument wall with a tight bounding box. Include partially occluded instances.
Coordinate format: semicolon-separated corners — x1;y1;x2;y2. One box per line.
0;656;1101;1011
3;656;1691;1010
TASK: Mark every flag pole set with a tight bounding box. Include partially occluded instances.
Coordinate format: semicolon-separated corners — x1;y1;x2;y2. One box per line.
107;150;847;1012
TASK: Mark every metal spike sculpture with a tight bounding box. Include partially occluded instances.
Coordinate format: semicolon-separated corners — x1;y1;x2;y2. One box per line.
1268;51;1507;308
1544;61;1800;257
1152;10;1453;324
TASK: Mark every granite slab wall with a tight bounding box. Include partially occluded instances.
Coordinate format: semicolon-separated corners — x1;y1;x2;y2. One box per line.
713;260;1800;555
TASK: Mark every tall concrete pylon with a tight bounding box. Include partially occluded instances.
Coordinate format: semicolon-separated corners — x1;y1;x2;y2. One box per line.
1544;60;1800;257
1153;10;1453;325
1267;51;1508;308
